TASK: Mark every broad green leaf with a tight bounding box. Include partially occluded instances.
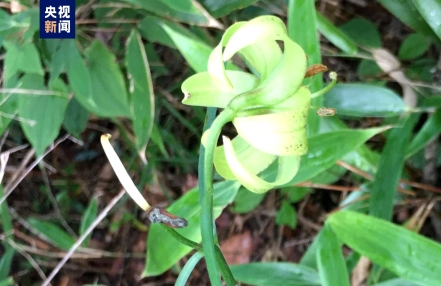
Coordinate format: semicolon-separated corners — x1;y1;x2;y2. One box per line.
411;0;441;41
175;251;204;286
0;248;14;281
316;12;357;55
288;0;322;134
18;75;69;156
373;278;419;286
181;71;259;108
280;186;310;203
327;210;441;285
144;180;240;276
230;186;266;214
317;225;350;286
4;41;43;80
270;127;389;185
323;84;410;117
63;97;90;137
0;277;14;286
378;0;438;42
122;0;218;27
0;72;18;138
199;0;259;18
275;200;297;229
138;16;199;49
230;262;320;286
84;41;131;117
80;198;98;247
339;17;382;48
406;108;441;157
398;33;430;60
357;59;383;79
161;22;213;73
27;217;75;250
49;40;67;82
214;135;276;180
126;30;155;151
369;115;415;220
64;40;97;112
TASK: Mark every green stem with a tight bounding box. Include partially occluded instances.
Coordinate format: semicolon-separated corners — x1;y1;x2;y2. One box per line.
201;108;235;286
215;245;236;286
311;71;337;99
161;225;202;252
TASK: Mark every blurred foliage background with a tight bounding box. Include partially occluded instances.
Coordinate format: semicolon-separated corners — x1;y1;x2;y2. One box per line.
1;0;441;285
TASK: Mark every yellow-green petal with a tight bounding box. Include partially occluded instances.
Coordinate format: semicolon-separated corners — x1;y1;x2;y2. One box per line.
234;86;311;156
222;136;301;194
214;135;276;180
181;71;259;108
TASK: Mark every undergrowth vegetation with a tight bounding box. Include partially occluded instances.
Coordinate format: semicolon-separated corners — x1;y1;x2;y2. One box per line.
1;0;441;285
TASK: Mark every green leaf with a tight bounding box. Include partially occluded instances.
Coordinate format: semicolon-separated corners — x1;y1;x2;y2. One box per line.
80;198;98;247
230;186;266;214
199;0;259;18
18;75;69;156
316;225;350;286
265;127;389;186
84;40;131;117
0;73;18;136
63;97;90;137
357;59;383;79
327;210;441;285
275;200;297;229
160;22;213;73
373;278;419;286
411;0;441;41
323;84;410;117
138;16;200;49
280;186;310;203
126;30;155;151
369;115;416;220
406;108;441;158
122;0;218;27
378;0;439;42
144;180;240;276
0;277;14;286
175;251;204;286
398;33;430;60
316;12;357;55
0;248;14;281
230;262;320;286
339;17;382;48
288;0;322;134
63;40;98;113
4;41;43;80
27;217;75;250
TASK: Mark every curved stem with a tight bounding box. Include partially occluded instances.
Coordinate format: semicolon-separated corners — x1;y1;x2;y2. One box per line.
161;225;202;252
311;71;337;99
201;108;235;286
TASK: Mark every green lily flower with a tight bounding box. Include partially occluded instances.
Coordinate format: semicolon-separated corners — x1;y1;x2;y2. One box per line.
181;15;336;194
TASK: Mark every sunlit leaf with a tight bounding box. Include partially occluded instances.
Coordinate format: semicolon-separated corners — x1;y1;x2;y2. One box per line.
327;211;441;285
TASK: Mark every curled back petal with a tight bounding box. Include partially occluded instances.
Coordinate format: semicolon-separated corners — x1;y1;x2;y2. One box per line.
222;135;301;194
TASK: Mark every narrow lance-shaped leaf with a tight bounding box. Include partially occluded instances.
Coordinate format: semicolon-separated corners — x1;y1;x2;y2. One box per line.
126;30;155;151
316;12;357;55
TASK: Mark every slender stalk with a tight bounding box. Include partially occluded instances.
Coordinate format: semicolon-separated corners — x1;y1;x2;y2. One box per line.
215;245;236;286
201;108;235;286
161;225;202;252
